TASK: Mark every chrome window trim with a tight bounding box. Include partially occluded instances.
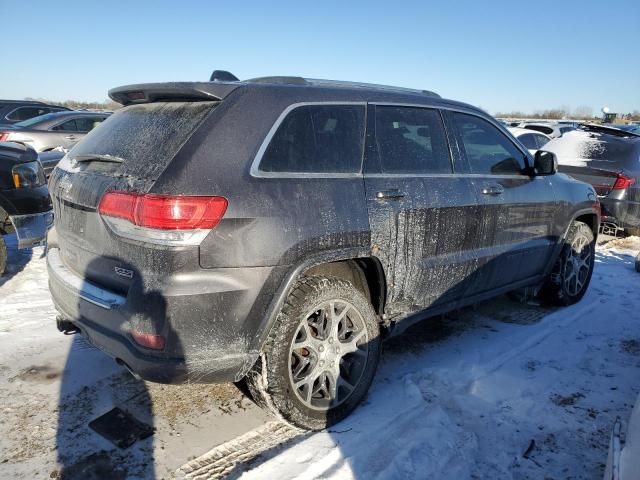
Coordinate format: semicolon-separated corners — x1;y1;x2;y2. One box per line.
250;101;367;179
363;173;531;179
250;100;532;179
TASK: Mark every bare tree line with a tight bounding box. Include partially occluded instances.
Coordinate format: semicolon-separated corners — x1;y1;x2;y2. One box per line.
495;105;640;121
24;97;121;111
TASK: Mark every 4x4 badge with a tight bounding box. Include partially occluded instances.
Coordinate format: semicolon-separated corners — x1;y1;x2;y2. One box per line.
114;267;134;279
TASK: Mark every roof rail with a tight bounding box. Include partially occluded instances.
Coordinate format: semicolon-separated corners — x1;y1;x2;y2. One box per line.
305;78;440;97
246;76;309;86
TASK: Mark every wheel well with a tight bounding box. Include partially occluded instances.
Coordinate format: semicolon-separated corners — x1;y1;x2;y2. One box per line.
575;213;598;237
303;257;387;316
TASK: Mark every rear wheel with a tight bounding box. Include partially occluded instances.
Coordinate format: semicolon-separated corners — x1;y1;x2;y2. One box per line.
541;221;595;306
246;276;381;430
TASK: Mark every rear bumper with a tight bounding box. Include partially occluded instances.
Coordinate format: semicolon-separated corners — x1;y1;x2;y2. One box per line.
47;246;274;383
600;197;640;231
10;210;54;248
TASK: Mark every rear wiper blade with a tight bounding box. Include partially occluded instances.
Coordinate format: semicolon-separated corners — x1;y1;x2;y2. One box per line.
72;154;125;164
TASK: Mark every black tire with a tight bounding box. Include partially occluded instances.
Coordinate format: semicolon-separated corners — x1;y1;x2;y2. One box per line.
0;235;6;277
541;221;595;306
246;275;381;430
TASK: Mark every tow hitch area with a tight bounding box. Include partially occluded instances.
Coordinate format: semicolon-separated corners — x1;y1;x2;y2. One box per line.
56;316;80;335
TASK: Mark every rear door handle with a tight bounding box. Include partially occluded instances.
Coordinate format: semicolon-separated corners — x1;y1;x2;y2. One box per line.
64;135;76;140
481;184;504;196
376;189;406;200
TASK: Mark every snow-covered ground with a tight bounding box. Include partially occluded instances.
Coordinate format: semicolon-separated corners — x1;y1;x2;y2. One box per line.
1;234;639;479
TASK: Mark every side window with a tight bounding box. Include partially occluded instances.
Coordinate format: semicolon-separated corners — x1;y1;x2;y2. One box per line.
259;105;365;173
74;117;105;132
52;119;78;131
517;133;537;150
535;134;550;149
452;113;525;175
6;106;48;121
374;106;452;174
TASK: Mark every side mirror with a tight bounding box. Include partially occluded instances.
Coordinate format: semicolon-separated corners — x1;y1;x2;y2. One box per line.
534;150;558;176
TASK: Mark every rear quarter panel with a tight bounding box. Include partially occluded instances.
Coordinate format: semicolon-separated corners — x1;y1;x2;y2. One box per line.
152;87;372;270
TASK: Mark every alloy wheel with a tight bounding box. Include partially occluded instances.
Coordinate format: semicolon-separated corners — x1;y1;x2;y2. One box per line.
288;300;369;411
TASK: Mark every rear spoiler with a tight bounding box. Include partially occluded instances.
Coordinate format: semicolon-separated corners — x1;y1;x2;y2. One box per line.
108;82;241;106
579;123;640;138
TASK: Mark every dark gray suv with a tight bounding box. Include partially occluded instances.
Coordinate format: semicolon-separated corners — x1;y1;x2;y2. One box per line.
47;76;599;429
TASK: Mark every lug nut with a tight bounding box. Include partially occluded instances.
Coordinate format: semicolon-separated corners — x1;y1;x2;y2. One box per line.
319;345;325;352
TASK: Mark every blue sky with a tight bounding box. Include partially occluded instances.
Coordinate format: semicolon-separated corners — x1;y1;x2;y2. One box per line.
1;0;639;114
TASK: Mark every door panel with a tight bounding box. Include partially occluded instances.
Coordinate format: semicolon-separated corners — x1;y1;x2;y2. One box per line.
364;105;480;317
449;112;558;295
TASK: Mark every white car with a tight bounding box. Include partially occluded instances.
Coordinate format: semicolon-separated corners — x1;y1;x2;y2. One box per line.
519;122;575;139
508;127;552;155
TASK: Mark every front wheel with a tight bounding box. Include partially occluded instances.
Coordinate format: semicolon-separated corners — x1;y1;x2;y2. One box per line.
541;221;595;306
246;276;381;430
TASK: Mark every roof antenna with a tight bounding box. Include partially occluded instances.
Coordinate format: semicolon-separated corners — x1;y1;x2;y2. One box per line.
209;70;239;82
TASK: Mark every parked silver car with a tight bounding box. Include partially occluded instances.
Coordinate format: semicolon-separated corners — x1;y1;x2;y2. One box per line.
0;111;110;152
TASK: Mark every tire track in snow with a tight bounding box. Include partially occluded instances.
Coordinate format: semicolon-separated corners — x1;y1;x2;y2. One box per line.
468;296;599;383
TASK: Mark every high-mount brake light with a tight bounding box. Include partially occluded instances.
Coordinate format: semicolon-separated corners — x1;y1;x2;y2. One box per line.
98;192;228;246
611;173;636;190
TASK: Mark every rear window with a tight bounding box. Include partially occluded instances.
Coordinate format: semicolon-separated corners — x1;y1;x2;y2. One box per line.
67;102;215;178
259;104;365;174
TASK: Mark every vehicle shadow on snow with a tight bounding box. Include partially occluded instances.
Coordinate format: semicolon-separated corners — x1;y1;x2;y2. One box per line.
221;296;557;479
220;247;574;478
55;258;183;480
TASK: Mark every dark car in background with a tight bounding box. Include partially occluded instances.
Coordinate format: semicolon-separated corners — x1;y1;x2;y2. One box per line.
0;142;53;275
47;75;599;430
544;124;640;236
0;100;69;126
0;111;110;152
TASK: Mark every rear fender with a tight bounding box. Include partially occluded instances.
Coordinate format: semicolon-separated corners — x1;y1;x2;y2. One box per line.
249;247;373;355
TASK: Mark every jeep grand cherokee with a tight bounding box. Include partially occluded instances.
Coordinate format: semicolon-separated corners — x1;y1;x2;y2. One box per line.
47;75;599;429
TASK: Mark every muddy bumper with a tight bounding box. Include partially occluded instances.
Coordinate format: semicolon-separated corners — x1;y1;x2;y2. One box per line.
47;247;272;384
11;210;54;248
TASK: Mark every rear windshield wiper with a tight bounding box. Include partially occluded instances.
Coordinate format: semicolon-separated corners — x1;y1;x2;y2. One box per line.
72;154;125;164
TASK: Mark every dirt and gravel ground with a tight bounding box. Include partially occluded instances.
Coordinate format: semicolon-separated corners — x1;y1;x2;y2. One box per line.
0;234;639;479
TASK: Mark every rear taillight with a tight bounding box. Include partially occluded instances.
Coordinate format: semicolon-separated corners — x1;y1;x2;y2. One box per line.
98;192;227;246
0;132;9;142
130;331;166;350
612;173;636;190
